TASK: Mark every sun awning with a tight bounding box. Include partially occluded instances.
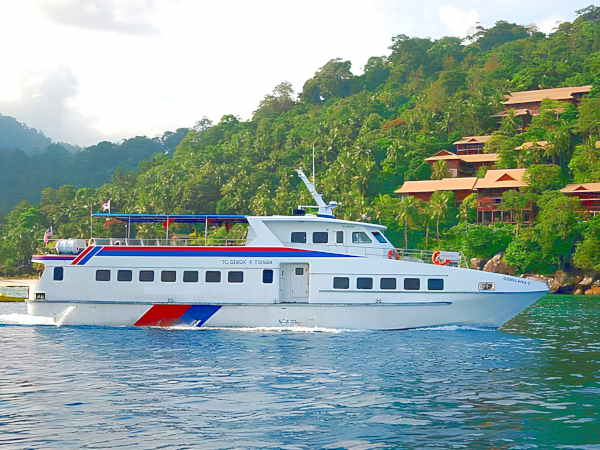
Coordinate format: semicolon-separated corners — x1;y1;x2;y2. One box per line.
92;213;248;224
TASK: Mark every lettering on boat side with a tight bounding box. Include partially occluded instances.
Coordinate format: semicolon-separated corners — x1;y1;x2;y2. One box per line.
222;259;273;265
502;276;531;285
279;319;299;326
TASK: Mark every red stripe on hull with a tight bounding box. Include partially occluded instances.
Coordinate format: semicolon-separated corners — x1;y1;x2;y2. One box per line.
71;246;93;265
134;305;191;327
101;246;311;252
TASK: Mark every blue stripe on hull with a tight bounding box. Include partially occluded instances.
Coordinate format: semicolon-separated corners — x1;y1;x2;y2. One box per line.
97;250;355;258
178;305;221;326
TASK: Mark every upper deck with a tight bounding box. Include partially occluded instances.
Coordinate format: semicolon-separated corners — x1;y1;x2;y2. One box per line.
35;213;465;267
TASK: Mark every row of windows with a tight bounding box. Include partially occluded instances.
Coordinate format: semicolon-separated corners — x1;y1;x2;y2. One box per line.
52;267;274;284
332;277;444;291
290;230;387;245
94;269;275;284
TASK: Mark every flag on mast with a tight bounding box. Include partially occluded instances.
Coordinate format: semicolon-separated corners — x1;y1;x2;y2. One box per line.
102;200;111;212
43;226;53;245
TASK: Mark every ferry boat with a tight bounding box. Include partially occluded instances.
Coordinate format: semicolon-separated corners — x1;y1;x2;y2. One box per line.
27;170;548;329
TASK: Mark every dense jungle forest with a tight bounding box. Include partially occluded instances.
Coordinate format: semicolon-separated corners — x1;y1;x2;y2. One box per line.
0;115;188;215
1;6;599;276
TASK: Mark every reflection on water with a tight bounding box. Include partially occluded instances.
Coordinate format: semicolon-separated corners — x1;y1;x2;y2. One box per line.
1;296;599;448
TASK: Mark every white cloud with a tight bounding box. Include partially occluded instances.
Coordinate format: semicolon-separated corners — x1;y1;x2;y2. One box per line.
537;16;563;34
38;0;159;35
438;4;480;37
0;68;103;145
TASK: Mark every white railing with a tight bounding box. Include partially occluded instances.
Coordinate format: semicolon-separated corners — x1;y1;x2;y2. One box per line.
90;237;247;247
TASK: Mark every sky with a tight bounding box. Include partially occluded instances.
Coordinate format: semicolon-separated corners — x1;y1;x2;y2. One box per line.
0;0;596;146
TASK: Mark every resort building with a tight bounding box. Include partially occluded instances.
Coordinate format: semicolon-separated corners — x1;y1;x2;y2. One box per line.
394;177;477;203
493;85;592;130
474;169;531;224
453;136;492;154
395;169;532;224
425;151;499;178
560;183;600;217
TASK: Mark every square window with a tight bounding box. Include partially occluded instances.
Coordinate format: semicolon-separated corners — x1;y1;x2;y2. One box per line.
206;271;221;283
352;232;372;244
357;277;373;289
291;232;306;243
53;267;64;281
333;277;349;289
228;271;243;283
295;267;304;275
313;232;328;243
139;270;154;282
404;278;420;290
428;279;444;290
336;231;344;244
161;271;176;282
262;269;273;284
117;270;132;282
183;271;198;282
96;269;110;281
380;278;396;290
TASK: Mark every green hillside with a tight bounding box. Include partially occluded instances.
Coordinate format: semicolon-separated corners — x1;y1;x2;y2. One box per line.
0;126;188;215
1;6;600;275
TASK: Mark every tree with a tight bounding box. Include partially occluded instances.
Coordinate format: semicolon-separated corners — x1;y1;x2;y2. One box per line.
301;59;355;103
459;193;477;223
431;160;449;180
429;191;451;240
569;144;600;182
470;21;531;52
395;196;420;248
0;202;46;274
525;164;564;194
254;82;296;119
534;193;581;269
573;216;600;271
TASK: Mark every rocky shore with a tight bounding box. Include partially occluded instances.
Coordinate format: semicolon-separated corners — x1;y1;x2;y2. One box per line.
471;253;600;296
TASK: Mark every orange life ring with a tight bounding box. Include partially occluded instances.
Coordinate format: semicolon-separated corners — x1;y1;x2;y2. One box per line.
387;249;401;260
432;250;450;266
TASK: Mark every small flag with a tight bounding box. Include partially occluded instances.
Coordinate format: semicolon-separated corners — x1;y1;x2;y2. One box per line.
162;217;175;229
43;226;53;245
102;200;111;212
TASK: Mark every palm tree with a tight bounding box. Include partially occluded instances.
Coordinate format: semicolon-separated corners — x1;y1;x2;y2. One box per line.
431;160;449;180
429;191;450;240
395;196;419;249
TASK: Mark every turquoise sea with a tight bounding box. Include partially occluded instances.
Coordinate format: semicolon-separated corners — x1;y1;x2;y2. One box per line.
1;296;599;449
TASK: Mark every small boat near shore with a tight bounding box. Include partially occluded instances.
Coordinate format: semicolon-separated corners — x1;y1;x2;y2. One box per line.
27;170;547;329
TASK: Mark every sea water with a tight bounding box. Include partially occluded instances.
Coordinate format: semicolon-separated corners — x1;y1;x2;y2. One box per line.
1;296;599;449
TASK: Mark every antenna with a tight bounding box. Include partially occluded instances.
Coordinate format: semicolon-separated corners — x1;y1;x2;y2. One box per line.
295;169;338;217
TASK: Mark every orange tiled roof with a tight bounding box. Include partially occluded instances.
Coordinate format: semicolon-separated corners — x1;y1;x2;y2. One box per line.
560;183;600;194
475;169;528;189
502;86;592;105
515;141;550;150
453;136;492;145
491;108;532;117
458;154;500;163
395;177;478;194
425;152;499;163
424;150;461;162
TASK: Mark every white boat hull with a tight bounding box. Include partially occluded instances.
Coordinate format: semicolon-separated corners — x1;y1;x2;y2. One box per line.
27;290;544;330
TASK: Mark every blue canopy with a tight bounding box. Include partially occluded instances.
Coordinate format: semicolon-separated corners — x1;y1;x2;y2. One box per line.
92;213;248;224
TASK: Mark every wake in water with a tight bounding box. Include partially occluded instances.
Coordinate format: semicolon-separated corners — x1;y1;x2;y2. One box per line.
169;325;356;333
0;313;55;326
413;325;496;332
